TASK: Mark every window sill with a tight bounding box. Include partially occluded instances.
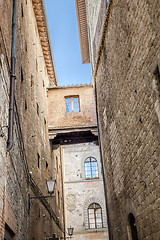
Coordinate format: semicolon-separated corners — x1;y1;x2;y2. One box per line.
85;177;99;180
65;111;81;114
86;227;107;233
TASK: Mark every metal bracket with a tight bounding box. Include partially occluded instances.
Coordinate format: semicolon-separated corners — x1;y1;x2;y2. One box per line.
0;126;8;137
28;194;56;214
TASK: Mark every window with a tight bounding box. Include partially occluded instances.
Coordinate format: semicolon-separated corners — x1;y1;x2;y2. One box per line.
85;157;98;179
58;190;60;208
65;96;80;112
88;203;103;229
153;65;160;84
37;153;40;168
45;161;48;180
21;3;24;18
21;67;24;82
56;156;59;173
44;118;47;140
127;213;139;240
36;103;39;116
31;75;34;87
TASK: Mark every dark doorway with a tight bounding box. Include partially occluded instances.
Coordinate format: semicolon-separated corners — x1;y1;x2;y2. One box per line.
128;213;139;240
4;224;15;240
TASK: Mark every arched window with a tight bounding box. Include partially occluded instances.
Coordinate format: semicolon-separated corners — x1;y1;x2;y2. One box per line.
88;203;103;229
128;213;139;240
85;157;98;179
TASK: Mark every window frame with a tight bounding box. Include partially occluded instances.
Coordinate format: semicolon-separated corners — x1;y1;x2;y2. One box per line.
84;157;99;180
88;203;103;229
65;96;80;113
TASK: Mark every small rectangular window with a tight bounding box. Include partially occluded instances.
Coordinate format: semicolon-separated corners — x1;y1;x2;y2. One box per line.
153;65;160;84
65;96;80;112
37;103;39;116
46;161;48;180
37;153;40;168
21;67;24;82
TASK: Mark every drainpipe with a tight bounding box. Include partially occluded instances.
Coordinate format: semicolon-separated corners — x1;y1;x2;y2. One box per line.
60;146;66;240
7;0;17;151
93;84;112;240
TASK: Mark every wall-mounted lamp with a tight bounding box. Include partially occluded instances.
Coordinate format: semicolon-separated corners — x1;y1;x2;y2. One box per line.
28;179;56;212
58;226;74;239
68;226;74;239
46;179;56;194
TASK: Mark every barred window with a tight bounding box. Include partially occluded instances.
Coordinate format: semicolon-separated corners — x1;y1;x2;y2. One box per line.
85;157;98;179
88;203;103;229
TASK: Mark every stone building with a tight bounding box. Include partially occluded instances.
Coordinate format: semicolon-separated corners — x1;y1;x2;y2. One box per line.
0;0;64;239
63;143;108;240
48;84;109;240
76;0;160;240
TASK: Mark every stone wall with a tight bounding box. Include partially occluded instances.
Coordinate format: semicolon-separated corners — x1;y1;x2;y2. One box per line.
85;0;160;239
63;143;108;240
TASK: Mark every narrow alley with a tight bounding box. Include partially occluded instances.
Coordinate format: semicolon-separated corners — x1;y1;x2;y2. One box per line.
0;0;159;240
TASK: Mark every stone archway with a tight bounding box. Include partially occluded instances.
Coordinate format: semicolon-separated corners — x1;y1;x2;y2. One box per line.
84;198;107;229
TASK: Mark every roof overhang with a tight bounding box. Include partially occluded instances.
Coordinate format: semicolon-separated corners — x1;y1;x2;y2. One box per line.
49;125;98;146
75;0;90;64
50;131;98;146
32;0;58;85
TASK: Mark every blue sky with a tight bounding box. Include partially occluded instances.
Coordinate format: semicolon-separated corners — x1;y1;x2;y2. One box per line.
44;0;92;86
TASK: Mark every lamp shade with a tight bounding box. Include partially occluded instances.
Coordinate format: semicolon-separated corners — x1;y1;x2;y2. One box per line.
46;179;56;194
68;226;74;237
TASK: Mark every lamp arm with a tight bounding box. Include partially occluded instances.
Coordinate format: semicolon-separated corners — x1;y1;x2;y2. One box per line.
30;195;56;199
60;237;73;239
28;194;56;214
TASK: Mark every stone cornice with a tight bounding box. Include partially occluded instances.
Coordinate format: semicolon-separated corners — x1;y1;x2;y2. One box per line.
48;83;93;89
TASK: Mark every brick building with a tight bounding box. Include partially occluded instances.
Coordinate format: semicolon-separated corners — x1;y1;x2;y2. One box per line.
0;0;64;239
76;0;160;240
48;84;109;240
48;84;97;144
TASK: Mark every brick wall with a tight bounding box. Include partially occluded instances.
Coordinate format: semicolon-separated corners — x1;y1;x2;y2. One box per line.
0;0;64;239
48;85;97;129
86;0;160;239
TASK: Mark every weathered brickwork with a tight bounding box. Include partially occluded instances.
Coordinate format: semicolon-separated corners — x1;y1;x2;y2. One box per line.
85;0;106;71
84;0;160;239
0;35;9;239
48;85;97;130
0;0;64;239
0;24;29;239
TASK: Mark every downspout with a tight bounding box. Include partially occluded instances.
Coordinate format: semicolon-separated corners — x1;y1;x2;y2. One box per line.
93;84;112;240
7;0;17;151
60;146;66;240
